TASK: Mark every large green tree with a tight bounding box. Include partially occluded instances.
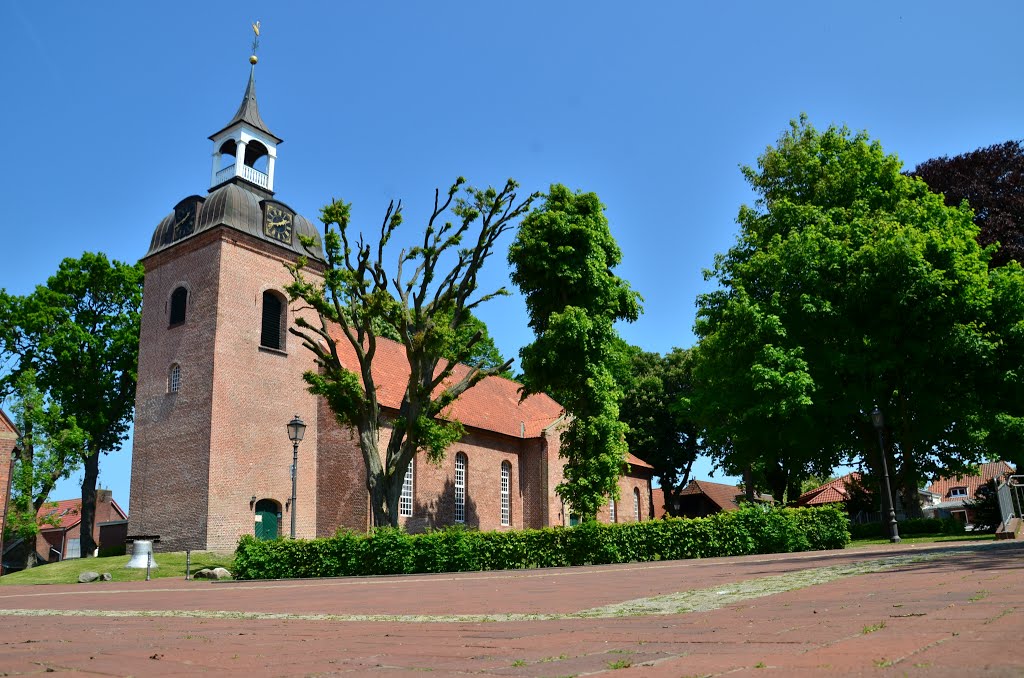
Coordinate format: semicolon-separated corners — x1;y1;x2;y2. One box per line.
0;253;143;557
617;345;701;515
509;184;641;520
912;140;1024;268
689;117;1024;512
286;178;536;528
4;371;86;568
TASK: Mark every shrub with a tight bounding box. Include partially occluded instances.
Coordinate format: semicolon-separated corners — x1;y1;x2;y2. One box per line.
848;516;965;540
233;504;850;580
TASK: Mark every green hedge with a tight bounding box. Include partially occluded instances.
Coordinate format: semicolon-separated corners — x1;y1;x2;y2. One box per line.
233;504;849;580
848;517;965;540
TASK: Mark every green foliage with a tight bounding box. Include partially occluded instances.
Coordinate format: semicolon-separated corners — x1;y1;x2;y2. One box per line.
689;116;1024;508
0;252;143;558
509;185;642;519
286;179;536;527
232;505;850;580
3;370;87;565
848;517;965;540
617;345;702;512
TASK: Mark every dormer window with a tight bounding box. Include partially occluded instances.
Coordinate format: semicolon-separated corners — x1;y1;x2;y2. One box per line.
950;487;968;498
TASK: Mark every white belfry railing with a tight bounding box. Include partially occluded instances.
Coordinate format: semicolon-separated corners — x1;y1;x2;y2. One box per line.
212;163;270;189
242;165;270;188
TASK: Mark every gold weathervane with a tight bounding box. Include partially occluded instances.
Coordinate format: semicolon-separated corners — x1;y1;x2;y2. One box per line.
250;20;261;65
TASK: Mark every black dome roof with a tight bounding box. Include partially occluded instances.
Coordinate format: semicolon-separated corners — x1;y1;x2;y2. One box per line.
147;181;323;261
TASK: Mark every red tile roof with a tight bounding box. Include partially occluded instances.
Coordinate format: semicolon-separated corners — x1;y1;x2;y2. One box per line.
36;497;128;531
0;408;17;434
651;487;667;518
328;332;565;439
925;462;1015;500
797;472;862;506
679;479;772;512
626;454;653;471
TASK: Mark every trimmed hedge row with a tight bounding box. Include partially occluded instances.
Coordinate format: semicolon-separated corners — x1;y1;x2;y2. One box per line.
233;504;850;580
848;517;965;540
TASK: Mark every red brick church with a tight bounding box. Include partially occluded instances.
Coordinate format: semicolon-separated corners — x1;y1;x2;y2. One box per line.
127;58;653;552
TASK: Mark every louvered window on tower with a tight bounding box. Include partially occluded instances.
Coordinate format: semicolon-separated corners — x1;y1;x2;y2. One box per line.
261;291;284;349
169;287;188;325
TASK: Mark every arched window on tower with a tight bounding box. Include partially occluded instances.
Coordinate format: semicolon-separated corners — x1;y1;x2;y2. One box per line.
168;363;181;394
609;498;616;523
633;487;641;521
454;452;467;524
169;287;188;326
260;291;285;350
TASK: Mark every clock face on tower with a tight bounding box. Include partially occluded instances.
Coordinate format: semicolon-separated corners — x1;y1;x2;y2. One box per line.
263;203;294;244
172;202;196;241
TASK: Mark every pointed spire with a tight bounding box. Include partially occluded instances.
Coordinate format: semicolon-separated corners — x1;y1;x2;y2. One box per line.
208;61;282;143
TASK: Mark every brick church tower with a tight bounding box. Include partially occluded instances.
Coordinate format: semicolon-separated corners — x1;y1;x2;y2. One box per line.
127;57;325;551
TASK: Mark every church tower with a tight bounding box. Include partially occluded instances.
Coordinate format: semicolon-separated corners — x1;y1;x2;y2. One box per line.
127;47;325;551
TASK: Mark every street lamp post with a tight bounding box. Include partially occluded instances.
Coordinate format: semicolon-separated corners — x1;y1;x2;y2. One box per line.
286;415;306;539
870;406;901;544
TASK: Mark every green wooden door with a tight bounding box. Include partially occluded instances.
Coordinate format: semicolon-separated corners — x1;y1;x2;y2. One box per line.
254;500;279;540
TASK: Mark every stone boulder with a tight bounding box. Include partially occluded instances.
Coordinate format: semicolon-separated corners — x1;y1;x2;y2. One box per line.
101;572;112;581
193;567;232;580
78;571;99;583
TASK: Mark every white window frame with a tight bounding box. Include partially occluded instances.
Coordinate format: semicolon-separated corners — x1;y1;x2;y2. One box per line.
168;363;181;393
454;452;467;523
399;459;414;517
501;461;511;526
609;498;616;523
633;488;641;521
950;487;968;498
65;538;81;560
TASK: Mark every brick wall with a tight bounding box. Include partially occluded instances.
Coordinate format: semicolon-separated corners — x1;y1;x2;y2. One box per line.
129;225;323;552
205;231;322;550
128;230;221;551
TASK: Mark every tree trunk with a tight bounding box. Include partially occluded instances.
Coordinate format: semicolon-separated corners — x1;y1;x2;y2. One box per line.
24;550;37;570
80;450;99;558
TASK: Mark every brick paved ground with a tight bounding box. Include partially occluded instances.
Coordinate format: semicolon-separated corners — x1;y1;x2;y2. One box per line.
0;540;1021;676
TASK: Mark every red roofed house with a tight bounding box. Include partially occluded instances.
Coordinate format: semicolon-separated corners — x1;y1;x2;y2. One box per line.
923;461;1016;525
35;491;128;562
796;472;862;507
126;62;654;551
676;479;773;518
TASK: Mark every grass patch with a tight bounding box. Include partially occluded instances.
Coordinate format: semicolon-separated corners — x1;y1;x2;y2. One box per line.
861;621;886;634
607;659;632;669
849;533;993;548
0;551;234;586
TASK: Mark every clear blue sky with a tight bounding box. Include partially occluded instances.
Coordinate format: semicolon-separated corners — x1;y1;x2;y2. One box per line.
2;2;1022;508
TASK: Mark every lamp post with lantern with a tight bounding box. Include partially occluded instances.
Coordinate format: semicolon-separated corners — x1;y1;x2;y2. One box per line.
287;415;306;539
870;406;901;543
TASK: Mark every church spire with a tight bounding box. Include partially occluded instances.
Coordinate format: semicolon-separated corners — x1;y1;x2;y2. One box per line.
207;21;281;193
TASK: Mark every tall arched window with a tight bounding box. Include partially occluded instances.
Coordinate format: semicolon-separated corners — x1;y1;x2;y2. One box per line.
500;461;511;526
633;487;641;521
169;287;188;326
261;291;285;350
454;452;467;524
168;364;181;394
609;498;616;523
400;459;414;517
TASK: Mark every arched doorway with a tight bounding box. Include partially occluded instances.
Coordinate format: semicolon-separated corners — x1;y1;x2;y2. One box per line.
254;499;280;540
